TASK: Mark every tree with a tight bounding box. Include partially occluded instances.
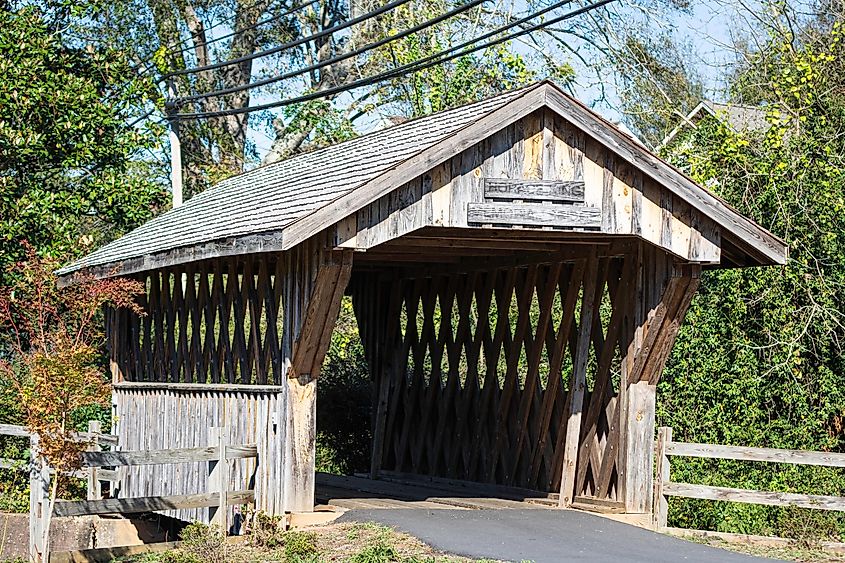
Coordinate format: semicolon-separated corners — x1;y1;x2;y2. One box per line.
655;4;845;537
81;0;679;193
611;32;704;147
0;243;145;559
0;4;169;280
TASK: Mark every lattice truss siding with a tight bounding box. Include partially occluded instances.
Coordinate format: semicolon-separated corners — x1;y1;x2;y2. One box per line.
105;242;323;386
352;253;636;501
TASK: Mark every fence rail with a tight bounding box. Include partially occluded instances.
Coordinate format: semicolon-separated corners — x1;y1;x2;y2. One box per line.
654;426;845;529
0;423;256;562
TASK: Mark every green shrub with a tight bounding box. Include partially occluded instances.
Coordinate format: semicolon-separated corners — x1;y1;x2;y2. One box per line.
246;511;286;548
348;542;398;563
283;530;319;560
316;297;371;476
177;522;226;563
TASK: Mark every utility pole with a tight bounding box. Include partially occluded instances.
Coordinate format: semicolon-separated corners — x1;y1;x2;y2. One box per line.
166;79;184;208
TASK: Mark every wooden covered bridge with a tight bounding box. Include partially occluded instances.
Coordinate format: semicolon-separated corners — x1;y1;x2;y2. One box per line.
57;81;787;521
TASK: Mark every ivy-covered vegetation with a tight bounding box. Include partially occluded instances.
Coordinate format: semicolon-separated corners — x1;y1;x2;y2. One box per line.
658;14;845;539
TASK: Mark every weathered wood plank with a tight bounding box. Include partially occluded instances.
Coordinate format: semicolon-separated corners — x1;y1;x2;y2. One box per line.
560;252;599;507
663;482;845;512
666;441;845;468
0;424;30;437
81;445;257;468
467;203;600;228
53;489;255;517
483;179;585;202
654;426;671;529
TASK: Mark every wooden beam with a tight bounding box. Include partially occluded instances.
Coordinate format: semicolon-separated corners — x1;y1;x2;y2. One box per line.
467;203;600;228
627;265;701;385
666;441;845;468
559;251;600;507
53;490;254;517
483;178;585;202
284;247;352;514
288;250;353;379
663;482;845;512
81;445;257;468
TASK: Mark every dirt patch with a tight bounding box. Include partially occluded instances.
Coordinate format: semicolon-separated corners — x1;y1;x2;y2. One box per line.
119;521;498;562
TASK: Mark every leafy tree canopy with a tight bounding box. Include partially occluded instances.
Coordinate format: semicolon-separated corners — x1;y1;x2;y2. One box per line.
0;3;168;277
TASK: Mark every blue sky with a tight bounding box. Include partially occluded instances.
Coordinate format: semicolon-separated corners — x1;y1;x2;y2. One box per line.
189;0;749;162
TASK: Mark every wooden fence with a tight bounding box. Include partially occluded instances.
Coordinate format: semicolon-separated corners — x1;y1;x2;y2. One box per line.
0;423;256;562
654;426;845;530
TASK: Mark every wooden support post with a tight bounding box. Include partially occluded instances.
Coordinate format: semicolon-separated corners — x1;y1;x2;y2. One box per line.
370;371;391;480
654;426;672;530
283;249;352;513
283;376;317;513
87;421;102;501
624;381;657;513
208;426;229;532
369;277;402;480
29;434;49;563
559;252;599;507
620;250;699;514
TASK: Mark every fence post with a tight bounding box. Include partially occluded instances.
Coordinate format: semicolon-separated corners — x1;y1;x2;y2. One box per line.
87;421;102;501
208;426;229;533
653;426;672;530
29;433;49;563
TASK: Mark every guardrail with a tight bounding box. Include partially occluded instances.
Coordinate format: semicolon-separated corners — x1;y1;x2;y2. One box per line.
0;423;256;562
654;426;845;530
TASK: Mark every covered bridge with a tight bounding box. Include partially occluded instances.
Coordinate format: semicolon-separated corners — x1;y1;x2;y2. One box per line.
57;80;787;520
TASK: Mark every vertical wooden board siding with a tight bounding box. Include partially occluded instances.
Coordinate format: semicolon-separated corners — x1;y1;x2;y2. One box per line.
552;113;585;184
689;211;722;263
487;122;519;180
522;110;544;180
113;385;285;522
638;177;664;250
610;158;635;235
581;137;605;210
541;109;558;181
669;195;693;259
429;161;452;226
449;141;484;227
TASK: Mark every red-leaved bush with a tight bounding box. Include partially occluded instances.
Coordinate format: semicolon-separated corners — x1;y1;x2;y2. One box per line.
0;242;144;482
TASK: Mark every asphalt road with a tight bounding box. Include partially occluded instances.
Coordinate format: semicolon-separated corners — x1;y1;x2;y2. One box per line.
339;508;780;562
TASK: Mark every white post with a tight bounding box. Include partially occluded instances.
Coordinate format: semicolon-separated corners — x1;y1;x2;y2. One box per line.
654;426;672;530
86;421;102;501
166;79;183;209
208;426;228;533
29;434;49;562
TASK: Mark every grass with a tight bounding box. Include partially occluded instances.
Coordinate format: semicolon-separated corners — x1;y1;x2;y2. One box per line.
118;521;502;563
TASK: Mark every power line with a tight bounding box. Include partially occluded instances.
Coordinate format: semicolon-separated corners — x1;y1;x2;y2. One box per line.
175;0;487;104
166;0;413;77
175;0;614;120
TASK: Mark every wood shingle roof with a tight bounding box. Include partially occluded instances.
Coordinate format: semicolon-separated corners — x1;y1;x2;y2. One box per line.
57;85;532;276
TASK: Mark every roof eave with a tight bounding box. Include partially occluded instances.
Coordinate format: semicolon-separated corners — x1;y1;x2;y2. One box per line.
542;86;788;267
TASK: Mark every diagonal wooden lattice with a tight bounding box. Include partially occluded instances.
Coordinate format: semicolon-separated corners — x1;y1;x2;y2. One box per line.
107;256;287;385
356;253;635;498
